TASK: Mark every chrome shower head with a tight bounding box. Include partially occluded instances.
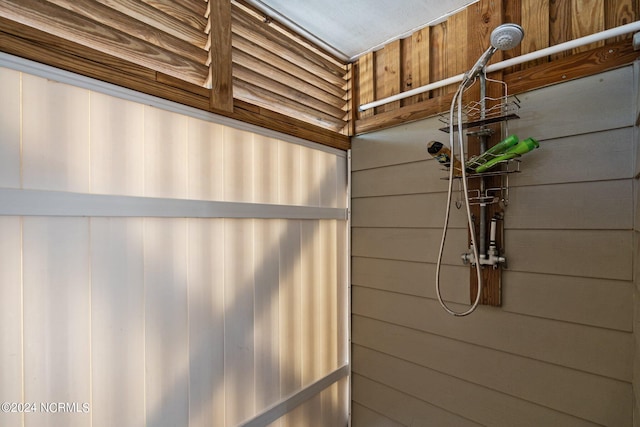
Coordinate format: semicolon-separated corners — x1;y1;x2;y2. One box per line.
462;23;525;86
490;23;524;51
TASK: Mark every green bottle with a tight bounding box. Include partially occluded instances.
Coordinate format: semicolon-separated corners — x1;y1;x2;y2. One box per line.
465;134;519;171
475;137;539;173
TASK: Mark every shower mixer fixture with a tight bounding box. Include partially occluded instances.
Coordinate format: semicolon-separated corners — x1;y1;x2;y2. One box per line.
461;214;506;268
434;23;525;317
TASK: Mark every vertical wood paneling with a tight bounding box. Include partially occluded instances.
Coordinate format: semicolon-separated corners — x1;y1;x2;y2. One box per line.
188;218;225;427
549;0;573;59
23;217;90;427
187;117;224;201
401;36;413;102
91;92;144;196
605;0;638;42
254;219;281;414
209;0;234;112
224;218;255;425
446;7;468;88
408;27;430;104
357;52;374;119
502;0;523;72
144;106;188;199
571;0;605;53
223;127;254;203
429;22;447;98
0;217;22;427
466;0;497;72
521;0;550;67
0;67;21;188
91;217;145;427
144;218;189;427
22;74;90;192
353;0;638;131
375;40;401;113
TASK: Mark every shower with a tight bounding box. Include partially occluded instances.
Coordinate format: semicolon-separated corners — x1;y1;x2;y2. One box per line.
435;23;524;317
463;23;525;87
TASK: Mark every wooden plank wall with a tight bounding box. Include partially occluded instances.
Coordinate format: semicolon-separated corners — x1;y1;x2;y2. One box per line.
230;1;350;134
0;0;351;149
354;0;640;134
350;65;636;425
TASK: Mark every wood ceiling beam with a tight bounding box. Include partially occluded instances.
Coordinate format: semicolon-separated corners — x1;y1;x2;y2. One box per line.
209;0;234;112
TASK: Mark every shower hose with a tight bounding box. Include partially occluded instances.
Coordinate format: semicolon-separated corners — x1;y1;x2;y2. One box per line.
434;78;483;317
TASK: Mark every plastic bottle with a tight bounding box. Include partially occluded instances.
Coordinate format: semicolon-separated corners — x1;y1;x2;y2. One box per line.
427;141;463;176
475;137;539;173
465;134;519;171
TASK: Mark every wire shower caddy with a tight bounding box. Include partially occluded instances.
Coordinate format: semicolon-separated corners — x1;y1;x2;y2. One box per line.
437;75;521;207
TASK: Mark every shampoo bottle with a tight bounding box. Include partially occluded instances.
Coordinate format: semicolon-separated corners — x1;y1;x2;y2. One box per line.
427;141;463;176
466;134;519;170
475;137;539;173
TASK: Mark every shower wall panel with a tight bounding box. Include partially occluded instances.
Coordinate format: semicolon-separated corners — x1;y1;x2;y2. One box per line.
351;65;636;426
0;64;349;427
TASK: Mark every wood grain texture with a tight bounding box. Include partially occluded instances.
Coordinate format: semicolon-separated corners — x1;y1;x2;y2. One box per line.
57;0;208;49
0;18;351;149
375;40;401;113
233;64;345;119
233;0;346;75
357;52;375;119
571;0;605;53
355;39;636;135
605;0;638;43
210;0;234;111
463;0;505;307
521;0;550;67
0;0;208;85
429;21;447;98
140;0;208;31
232;41;346;108
401;27;431;106
231;4;345;85
233;78;347;132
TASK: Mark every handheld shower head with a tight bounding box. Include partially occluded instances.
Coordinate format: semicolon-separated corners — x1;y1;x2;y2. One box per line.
490;23;524;50
463;23;525;86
